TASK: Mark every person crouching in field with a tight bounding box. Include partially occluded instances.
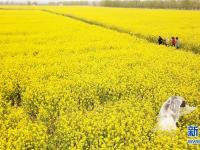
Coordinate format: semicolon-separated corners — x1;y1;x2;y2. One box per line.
158;36;163;45
175;37;180;49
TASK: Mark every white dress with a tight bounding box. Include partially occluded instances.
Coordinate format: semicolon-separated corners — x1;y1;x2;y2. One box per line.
157;96;196;131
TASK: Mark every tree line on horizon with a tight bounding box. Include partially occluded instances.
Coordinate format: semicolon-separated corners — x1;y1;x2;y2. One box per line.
100;0;200;10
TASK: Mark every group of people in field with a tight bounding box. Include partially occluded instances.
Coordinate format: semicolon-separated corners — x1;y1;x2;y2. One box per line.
158;36;180;49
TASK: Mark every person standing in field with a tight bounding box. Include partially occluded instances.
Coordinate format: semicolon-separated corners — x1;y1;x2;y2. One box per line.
166;38;169;46
163;38;169;46
171;37;176;47
175;37;180;49
158;36;163;45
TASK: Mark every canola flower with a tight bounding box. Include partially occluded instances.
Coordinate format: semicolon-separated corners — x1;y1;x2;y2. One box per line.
0;7;200;149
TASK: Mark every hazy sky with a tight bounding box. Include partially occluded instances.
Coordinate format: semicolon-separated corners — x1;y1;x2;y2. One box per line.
0;0;98;2
0;0;95;4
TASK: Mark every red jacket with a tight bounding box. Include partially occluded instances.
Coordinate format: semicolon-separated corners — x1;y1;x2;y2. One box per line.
172;38;176;46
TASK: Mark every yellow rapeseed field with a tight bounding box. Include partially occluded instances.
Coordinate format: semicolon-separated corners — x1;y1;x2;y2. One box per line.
0;6;199;149
44;6;200;52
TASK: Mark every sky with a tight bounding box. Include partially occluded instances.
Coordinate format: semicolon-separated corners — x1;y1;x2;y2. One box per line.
0;0;96;4
0;0;100;3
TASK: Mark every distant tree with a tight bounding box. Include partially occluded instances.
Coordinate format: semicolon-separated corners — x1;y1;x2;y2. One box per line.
27;1;32;5
32;2;38;5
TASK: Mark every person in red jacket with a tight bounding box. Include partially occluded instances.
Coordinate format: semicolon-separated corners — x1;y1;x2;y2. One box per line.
171;37;176;47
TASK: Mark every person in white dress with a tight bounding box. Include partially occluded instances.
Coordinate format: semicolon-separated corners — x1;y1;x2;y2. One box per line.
157;96;196;131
